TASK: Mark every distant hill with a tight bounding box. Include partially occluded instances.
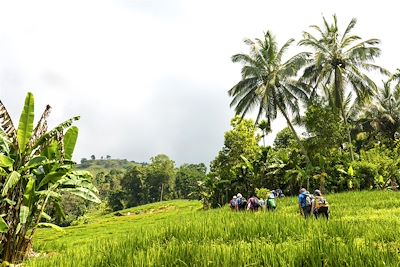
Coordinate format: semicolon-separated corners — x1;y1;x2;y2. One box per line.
76;159;147;176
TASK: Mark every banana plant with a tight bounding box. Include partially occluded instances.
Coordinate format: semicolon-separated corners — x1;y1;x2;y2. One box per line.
0;92;100;263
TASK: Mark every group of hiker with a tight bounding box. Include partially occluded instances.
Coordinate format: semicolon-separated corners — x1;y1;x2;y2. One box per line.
298;188;329;219
229;188;329;220
229;189;284;212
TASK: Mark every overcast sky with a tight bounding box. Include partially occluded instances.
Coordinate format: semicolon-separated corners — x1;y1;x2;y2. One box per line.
0;0;398;165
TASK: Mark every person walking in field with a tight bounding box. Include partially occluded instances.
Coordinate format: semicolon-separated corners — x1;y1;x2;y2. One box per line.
275;188;285;198
247;196;260;211
266;191;277;211
229;196;237;210
235;193;247;211
258;198;265;210
298;188;313;218
312;189;329;220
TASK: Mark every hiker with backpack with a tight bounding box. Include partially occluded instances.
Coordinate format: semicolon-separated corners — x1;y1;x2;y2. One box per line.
247;196;260;211
266;191;277;211
312;189;329;220
235;193;247;211
229;196;237;211
275;188;285;198
298;188;313;218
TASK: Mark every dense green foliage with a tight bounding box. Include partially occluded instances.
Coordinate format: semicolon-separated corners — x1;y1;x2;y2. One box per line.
27;191;400;267
66;155;207;218
0;93;100;263
205;15;400;207
209;117;261;206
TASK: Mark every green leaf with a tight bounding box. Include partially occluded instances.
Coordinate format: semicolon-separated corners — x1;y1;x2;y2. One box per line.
54;201;66;220
2;171;21;196
23;177;36;207
0;167;8;177
26;156;47;169
63;126;78;160
38;171;66;189
37;222;64;232
41;141;59;160
32;116;80;152
35;190;61;199
60;174;98;193
41;211;52;221
3;198;16;206
19;205;29;224
61;187;101;203
0;215;8;233
17;92;35;153
0;154;14;168
0;132;10;154
15;223;22;235
348;166;354;177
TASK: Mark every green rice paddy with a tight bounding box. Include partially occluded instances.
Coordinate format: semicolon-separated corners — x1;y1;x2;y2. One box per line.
27;191;400;267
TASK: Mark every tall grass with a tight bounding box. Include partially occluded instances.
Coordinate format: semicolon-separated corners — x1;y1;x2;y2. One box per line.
27;192;400;267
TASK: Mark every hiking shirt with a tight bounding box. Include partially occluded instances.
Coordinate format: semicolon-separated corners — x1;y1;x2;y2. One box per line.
298;192;307;208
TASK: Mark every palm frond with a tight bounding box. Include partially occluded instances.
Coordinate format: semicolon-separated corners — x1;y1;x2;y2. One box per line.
0;101;17;146
341;18;357;43
276;38;294;63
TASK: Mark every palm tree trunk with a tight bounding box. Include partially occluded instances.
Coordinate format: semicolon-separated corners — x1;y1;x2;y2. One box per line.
278;107;312;190
334;67;355;161
160;183;164;202
341;106;355;161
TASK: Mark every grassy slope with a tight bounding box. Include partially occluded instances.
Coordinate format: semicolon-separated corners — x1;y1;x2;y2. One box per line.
28;191;400;267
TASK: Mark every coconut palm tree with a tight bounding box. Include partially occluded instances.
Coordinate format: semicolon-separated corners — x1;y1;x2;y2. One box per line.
229;31;311;163
357;79;400;142
257;120;271;147
299;15;389;160
388;69;400;90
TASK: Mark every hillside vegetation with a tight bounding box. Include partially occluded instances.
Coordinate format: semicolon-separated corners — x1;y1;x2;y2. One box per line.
28;191;400;267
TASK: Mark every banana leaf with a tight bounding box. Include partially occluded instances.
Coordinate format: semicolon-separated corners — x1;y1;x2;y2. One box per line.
17;92;34;153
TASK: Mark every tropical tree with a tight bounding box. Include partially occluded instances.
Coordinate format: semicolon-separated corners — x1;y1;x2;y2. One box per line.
120;165;146;207
256;120;271;147
145;154;176;202
0;92;100;263
388;69;400;90
303;98;346;154
210;117;261;204
357;79;400;143
229;31;311;163
175;163;207;200
299;15;388;160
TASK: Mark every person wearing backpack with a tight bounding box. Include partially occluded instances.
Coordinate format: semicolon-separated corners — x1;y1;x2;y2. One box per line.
276;188;285;198
312;189;329;220
298;188;313;218
266;191;277;211
229;196;237;211
235;193;247;211
247;196;260;211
